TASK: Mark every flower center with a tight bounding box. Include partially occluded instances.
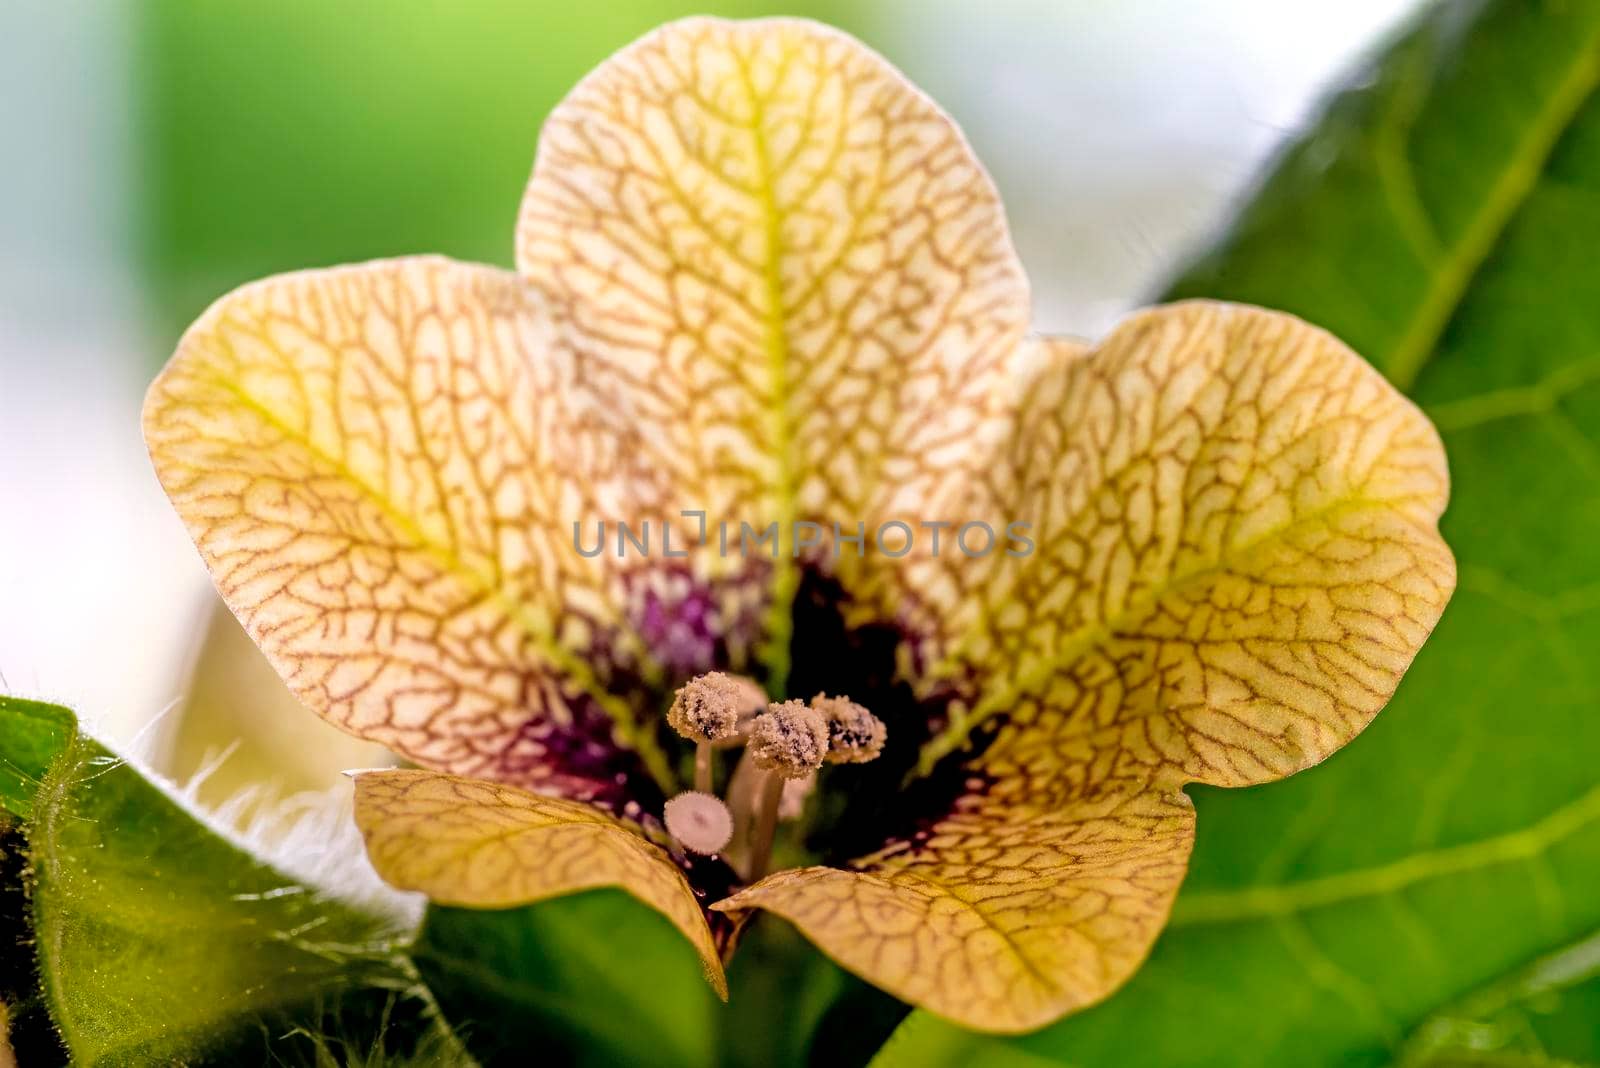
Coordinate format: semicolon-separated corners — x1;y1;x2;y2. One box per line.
662;672;887;882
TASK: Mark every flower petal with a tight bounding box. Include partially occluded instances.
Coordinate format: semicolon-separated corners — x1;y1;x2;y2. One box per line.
353;768;726;999
517;16;1029;686
737;303;1454;1031
143;256;674;807
715;784;1193;1032
903;301;1456;788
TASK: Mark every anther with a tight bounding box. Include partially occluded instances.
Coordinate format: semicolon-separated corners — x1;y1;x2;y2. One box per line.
668;672;746;744
723;675;770;739
669;672;752;793
812;694;887;764
748;700;828;779
664;791;734;855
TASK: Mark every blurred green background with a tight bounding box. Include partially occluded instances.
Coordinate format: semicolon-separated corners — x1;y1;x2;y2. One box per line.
144;0;863;337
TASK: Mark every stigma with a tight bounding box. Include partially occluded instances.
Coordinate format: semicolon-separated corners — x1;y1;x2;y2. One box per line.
664;791;734;855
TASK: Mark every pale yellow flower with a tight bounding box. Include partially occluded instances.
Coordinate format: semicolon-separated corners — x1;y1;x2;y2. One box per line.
144;18;1454;1032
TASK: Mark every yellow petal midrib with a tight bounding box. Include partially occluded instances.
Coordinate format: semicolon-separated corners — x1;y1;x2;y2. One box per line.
737;45;802;698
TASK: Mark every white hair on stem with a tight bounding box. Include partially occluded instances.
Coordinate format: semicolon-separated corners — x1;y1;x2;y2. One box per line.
71;702;422;931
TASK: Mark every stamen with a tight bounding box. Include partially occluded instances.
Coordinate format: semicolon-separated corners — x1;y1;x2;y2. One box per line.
664;791;734;855
812;694;887;764
745;701;827;880
668;672;749;792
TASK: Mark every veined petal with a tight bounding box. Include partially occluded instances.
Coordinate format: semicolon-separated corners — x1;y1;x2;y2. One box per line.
353;769;726;999
517;16;1030;687
143;257;674;807
741;303;1454;1031
904;301;1456;789
715;784;1193;1032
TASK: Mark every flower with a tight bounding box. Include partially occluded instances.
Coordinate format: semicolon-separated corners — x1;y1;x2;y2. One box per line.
142;17;1455;1033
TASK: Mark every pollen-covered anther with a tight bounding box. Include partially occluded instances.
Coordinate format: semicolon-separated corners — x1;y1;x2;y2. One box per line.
812;694;887;764
748;700;828;779
667;671;746;743
725;675;770;737
663;791;734;855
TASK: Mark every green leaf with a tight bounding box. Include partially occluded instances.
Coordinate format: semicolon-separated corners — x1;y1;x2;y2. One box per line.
1398;930;1600;1066
0;698;77;1063
0;696;75;819
1;818;68;1065
876;2;1600;1065
9;701;460;1065
415;893;904;1068
719;917;907;1068
415;892;719;1068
